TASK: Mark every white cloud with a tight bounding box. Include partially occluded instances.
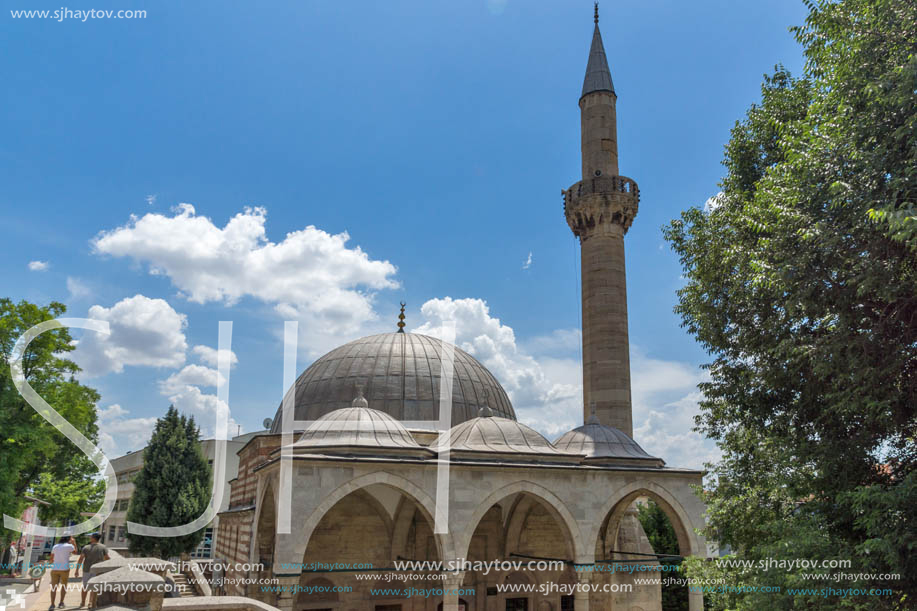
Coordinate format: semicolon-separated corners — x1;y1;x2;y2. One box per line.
634;391;722;471
414;296;719;468
160;380;241;440
67;276;91;300
73;295;188;377
704;191;725;213
414;297;581;437
28;260;49;271
522;252;533;270
522;328;581;355
191;345;238;368
145;194;156;206
159;364;223;394
96;404;158;454
92;204;399;335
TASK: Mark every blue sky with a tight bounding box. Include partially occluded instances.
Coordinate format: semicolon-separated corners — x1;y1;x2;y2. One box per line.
1;0;808;467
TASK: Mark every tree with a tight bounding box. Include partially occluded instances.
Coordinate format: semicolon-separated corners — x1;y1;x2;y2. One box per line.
637;500;688;611
125;406;211;558
0;299;102;539
664;1;916;608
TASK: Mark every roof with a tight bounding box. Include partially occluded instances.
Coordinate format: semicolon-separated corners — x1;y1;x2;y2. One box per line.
295;404;421;450
582;23;615;97
431;414;571;457
271;332;514;431
553;414;663;464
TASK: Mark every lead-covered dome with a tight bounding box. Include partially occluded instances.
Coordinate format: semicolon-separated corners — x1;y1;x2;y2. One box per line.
553;413;664;465
271;332;514;432
430;413;570;457
295;402;421;450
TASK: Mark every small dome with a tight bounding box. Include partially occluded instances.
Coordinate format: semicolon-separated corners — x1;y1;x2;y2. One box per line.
296;406;420;450
554;416;663;464
431;415;567;456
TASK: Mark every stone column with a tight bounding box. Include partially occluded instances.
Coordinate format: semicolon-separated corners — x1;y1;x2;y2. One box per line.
574;572;591;611
689;587;704;611
441;572;465;611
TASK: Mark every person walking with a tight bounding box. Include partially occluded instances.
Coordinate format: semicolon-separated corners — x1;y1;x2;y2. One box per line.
74;533;108;609
49;536;76;610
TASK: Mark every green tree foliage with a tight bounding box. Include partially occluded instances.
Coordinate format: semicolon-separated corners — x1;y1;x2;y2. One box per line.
125;406;211;558
0;299;102;538
665;0;917;609
666;1;916;608
637;500;688;611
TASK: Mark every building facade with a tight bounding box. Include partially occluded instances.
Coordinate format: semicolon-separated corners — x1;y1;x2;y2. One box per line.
101;433;260;558
215;10;708;611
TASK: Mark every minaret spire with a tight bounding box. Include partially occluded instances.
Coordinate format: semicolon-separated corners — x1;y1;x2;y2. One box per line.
563;10;640;436
582;5;615;99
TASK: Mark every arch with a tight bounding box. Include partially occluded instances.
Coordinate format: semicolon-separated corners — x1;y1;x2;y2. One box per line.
295;576;340;610
590;481;699;558
256;482;278;566
456;480;586;562
249;473;279;565
294;471;455;561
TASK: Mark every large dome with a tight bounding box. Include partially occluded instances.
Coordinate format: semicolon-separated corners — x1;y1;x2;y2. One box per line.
270;332;514;432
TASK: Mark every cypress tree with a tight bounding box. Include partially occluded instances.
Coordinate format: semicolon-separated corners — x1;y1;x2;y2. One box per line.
125;406;211;558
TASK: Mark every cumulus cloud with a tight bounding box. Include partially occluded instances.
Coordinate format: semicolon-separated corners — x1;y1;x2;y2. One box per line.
158;350;241;439
92;204;399;334
97;404;158;454
73;295;188;377
191;345;238;368
522;252;533;270
414;297;581;437
28;260;49;271
414;296;718;468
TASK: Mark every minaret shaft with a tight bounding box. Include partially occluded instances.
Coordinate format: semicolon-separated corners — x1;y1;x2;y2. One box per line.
580;225;632;435
564;16;639;435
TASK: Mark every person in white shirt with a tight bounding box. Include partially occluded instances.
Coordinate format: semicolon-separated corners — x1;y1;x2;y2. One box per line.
49;536;76;610
7;542;18;576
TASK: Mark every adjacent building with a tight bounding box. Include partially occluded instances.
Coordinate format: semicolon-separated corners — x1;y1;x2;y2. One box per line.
100;432;265;558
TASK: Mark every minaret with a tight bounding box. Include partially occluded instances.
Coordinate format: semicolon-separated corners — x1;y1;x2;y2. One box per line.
564;3;640;436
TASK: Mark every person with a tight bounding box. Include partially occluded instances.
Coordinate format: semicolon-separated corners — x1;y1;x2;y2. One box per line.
49;536;76;610
7;541;19;576
74;533;108;609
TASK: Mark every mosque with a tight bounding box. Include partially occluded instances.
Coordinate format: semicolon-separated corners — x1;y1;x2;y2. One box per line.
214;8;708;611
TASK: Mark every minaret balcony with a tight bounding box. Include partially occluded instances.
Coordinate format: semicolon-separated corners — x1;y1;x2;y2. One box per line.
563;175;640;236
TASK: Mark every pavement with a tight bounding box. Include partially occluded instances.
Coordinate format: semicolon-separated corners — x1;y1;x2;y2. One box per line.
0;578;34;611
0;573;87;611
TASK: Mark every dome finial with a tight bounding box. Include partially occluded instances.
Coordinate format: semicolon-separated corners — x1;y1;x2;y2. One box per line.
594;2;599;24
352;386;368;408
478;388;494;418
588;401;599;424
397;302;406;333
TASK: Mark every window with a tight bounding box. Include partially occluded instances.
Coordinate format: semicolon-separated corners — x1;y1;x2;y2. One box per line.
191;527;214;559
505;599;528;611
374;606;401;611
108;526;116;542
117;526;125;542
561;595;575;611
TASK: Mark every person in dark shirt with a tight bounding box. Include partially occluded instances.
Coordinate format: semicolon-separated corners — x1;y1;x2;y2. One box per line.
75;533;109;609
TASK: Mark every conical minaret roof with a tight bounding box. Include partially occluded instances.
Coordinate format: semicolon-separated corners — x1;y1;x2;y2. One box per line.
581;6;615;98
